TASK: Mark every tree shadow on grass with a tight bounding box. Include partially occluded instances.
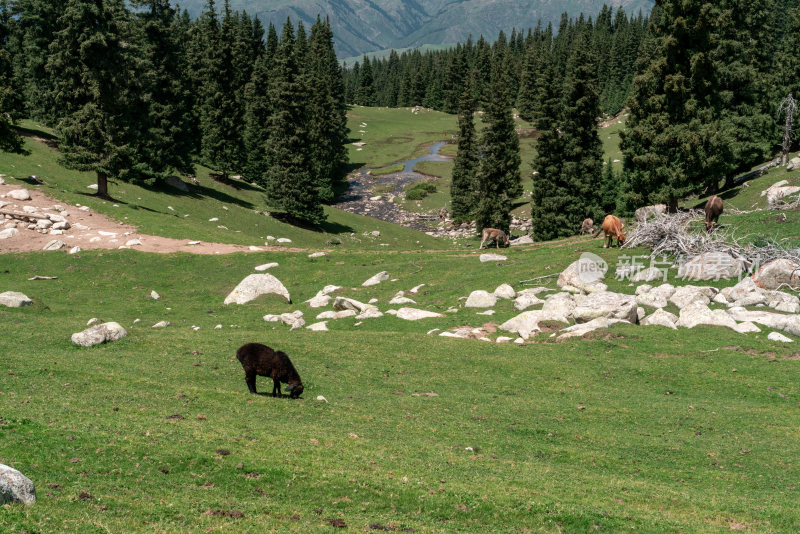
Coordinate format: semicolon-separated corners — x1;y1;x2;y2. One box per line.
15;125;58;149
207;172;263;193
270;210;353;235
150;178;256;210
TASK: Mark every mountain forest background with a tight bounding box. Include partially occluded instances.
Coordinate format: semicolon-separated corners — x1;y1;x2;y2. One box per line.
1;0;799;236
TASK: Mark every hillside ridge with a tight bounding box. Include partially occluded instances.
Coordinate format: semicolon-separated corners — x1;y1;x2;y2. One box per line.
177;0;654;57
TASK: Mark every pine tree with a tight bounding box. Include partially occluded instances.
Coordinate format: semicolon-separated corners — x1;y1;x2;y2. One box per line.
12;0;68;123
307;16;349;203
620;1;773;210
0;0;24;153
194;0;241;178
530;51;568;241
449;78;479;222
46;0;145;199
263;19;324;225
133;0;194;180
559;31;603;229
242;51;272;183
474;58;521;233
355;55;376;106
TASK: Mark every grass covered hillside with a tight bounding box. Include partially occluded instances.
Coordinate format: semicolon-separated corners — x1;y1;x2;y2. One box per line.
0;121;446;252
2;107;800;533
3;236;800;532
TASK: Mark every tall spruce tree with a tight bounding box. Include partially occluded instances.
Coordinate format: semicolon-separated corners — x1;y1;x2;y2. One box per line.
133;0;194;181
474;57;521;233
0;0;24;153
355;56;376;106
530;51;568;241
307;17;349;203
559;32;603;228
46;0;144;198
195;0;241;178
620;1;773;210
263;19;324;225
12;0;67;123
449;77;479;222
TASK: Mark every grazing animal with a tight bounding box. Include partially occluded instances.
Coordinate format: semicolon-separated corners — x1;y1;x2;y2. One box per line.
580;218;594;235
704;195;723;232
593;215;626;248
480;227;509;249
236;343;304;398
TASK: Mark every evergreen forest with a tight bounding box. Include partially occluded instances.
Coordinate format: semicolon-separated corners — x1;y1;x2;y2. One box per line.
0;0;349;225
1;0;800;237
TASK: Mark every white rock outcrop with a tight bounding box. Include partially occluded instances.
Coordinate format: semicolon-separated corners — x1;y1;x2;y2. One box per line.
0;464;36;505
572;291;638;323
316;310;357;320
513;293;544;311
768;332;794;342
675;303;738;330
677;252;746;281
752;258;800;290
557;317;628;340
395;307;445;320
641;309;678;329
465;290;497;308
493;284;516;299
0;291;32;307
362;271;389;287
224;274;291;305
557;257;607;294
479;253;507;262
263;310;305;329
669;285;718;309
7;189;30;201
307;321;328;331
71;322;128;347
635;283;676;309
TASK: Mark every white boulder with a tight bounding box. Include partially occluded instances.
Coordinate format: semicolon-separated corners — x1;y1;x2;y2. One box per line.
641;309;678;329
493;284;516;299
479;253;507;262
263;310;305;329
71;322;128;347
557;257;607;294
0;291;32;307
675;303;738;330
362;271;389;287
254;263;279;271
677;252;746;281
307;321;329;331
669;285;718;309
572;291;638;324
395;307;445;320
752;258;800;290
224;274;291;305
0;228;19;239
768;332;794;343
465;290;497;308
7;189;30;201
0;464;36;505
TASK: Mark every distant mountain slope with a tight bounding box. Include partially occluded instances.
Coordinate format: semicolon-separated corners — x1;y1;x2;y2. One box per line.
178;0;654;57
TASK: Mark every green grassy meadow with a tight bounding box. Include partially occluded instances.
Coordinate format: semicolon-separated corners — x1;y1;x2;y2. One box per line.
2;109;800;532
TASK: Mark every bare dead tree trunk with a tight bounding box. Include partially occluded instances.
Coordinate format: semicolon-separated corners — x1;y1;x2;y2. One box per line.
778;93;796;166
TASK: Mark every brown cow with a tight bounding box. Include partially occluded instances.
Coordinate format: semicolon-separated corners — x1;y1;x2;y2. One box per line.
704;195;723;232
593;215;626;248
579;218;594;235
480;228;509;249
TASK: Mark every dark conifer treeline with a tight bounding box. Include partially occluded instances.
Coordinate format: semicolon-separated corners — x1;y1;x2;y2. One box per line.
342;6;648;117
0;0;349;224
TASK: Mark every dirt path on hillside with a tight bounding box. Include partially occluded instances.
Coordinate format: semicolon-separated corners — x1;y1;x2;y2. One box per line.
0;184;307;255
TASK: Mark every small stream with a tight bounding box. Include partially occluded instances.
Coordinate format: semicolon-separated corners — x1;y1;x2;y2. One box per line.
334;142;451;228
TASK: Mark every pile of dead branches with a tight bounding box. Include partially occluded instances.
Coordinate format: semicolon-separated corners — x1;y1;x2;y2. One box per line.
623;210;800;270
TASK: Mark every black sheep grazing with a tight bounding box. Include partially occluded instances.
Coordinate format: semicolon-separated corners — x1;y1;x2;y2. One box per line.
236;343;304;398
